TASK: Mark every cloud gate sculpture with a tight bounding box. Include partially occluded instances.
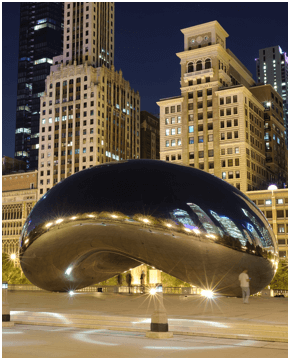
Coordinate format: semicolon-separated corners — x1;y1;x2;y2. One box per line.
19;160;278;296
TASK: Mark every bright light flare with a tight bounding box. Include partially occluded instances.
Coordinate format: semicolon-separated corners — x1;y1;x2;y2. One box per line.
268;184;278;191
166;223;172;228
69;291;74;296
111;215;118;218
142;218;150;224
206;234;216;239
184;228;191;232
46;222;53;228
55;219;63;224
70;216;77;220
193;229;200;235
10;253;16;260
65;267;72;275
149;288;157;295
88;214;95;218
24;239;29;244
201;289;214;299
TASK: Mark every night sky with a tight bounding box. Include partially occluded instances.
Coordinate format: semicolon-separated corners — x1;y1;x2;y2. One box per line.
2;2;288;159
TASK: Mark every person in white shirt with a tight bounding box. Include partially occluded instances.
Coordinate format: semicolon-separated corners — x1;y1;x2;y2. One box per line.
239;269;250;303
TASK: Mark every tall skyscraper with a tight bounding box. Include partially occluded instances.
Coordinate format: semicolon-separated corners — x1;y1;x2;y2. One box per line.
256;46;288;146
37;2;140;197
157;21;287;193
15;3;63;170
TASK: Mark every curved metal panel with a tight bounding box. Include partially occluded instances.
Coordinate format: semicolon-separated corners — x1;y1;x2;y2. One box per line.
20;160;278;295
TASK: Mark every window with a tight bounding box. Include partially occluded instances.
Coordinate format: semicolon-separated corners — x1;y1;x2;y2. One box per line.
227;132;232;139
199;151;204;158
189;152;194;159
198;124;203;132
227;120;232;127
226;96;231;104
171;128;176;135
228;159;233;167
188;126;194;133
235;147;239;154
265;199;272;206
235;171;240;178
234;119;238;126
165;140;169;147
278;224;285;233
220;109;224;116
177;128;181;134
220;121;224;128
235;158;239;166
171;155;176;161
208;149;214;157
198;136;203;143
234;131;239;139
189;137;194;144
220;98;224;105
165;129;170;136
228;171;233;179
171;117;175;124
165;118;169;124
171;106;175;113
177;139;181;146
221;133;225;140
208;134;213;142
222;172;226;179
165;107;169;114
171;139;176;146
277;210;284;218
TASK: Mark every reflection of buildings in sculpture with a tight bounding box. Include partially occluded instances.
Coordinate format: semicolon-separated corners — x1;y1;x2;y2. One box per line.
209;210;246;245
2;170;38;262
187;202;221;236
170;209;196;229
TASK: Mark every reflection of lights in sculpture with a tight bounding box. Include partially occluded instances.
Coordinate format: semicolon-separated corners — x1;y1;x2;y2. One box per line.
19;160;277;296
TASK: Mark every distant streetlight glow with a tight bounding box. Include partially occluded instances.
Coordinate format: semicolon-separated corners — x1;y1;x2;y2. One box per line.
184;228;191;232
55;219;63;224
143;218;150;224
46;222;53;228
111;215;118;218
201;289;214;298
70;216;77;220
149;288;157;295
88;214;95;218
268;184;278;191
193;229;200;235
166;223;172;228
69;291;74;296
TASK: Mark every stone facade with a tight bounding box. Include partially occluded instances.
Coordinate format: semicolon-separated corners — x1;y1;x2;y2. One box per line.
157;21;281;194
2;171;38;260
246;189;288;259
140;111;160;159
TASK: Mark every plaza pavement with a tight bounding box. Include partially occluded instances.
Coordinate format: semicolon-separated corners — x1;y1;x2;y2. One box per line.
5;291;288;341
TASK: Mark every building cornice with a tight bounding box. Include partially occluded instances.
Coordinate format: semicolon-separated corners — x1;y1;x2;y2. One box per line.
180;21;229;39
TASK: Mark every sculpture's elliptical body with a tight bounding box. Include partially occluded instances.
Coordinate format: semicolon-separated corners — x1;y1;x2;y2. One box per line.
20;160;278;295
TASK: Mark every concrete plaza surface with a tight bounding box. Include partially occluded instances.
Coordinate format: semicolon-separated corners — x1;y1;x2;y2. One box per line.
2;324;288;358
3;292;288;357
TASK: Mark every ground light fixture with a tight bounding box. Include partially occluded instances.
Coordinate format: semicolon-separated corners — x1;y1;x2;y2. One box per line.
10;254;16;260
149;288;157;295
201;289;214;299
69;291;74;296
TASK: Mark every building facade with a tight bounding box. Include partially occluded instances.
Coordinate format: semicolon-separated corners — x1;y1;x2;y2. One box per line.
140;111;160;159
247;189;288;259
37;2;140;197
2;171;38;259
256;46;288;146
2;156;27;175
157;21;271;193
250;84;287;187
15;3;64;170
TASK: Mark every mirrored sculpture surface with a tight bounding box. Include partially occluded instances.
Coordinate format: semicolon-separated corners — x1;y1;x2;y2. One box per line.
20;160;278;295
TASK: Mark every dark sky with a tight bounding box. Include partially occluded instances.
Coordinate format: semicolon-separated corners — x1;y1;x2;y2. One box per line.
2;2;288;158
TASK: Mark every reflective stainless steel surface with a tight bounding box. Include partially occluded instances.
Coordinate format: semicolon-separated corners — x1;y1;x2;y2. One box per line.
20;160;278;295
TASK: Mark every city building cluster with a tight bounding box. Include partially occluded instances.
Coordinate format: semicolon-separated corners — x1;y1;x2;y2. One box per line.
2;3;288;270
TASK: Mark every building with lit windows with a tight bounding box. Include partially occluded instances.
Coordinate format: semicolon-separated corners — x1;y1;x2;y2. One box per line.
157;21;271;193
140;111;160;159
15;3;64;170
247;188;288;259
256;46;288;146
250;84;287;187
2;170;38;261
37;2;140;197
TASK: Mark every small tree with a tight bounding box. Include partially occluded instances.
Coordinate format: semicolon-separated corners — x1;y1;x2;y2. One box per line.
270;259;288;290
2;253;31;284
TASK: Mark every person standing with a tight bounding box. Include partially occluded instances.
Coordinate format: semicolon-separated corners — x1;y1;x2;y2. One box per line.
140;271;145;293
239;269;250;303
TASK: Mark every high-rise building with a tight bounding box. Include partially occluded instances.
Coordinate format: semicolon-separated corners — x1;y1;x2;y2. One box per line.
140;111;160;159
15;3;63;170
37;2;140;198
256;46;288;146
157;21;271;193
250;84;287;188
